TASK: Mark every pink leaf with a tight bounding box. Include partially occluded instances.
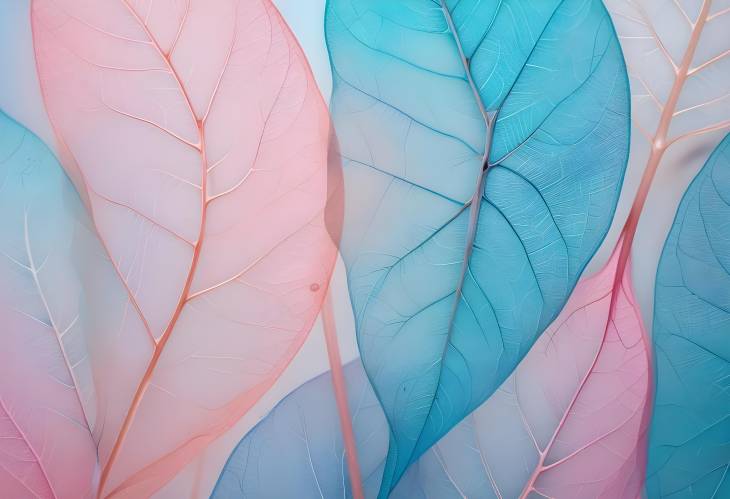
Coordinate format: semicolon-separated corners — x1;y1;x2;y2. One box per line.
508;241;652;498
31;0;337;496
0;400;54;499
0;111;99;499
400;240;653;498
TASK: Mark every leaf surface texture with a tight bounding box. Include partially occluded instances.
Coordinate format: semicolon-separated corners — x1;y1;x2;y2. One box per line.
648;133;730;497
0;110;97;498
325;0;630;490
31;0;338;495
211;361;388;499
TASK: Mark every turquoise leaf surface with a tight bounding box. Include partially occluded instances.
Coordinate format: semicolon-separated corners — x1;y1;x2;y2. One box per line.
648;133;730;498
324;0;630;492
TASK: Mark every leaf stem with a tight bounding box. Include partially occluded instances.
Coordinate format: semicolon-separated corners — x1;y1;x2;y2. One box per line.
96;0;206;495
614;0;712;288
322;287;365;499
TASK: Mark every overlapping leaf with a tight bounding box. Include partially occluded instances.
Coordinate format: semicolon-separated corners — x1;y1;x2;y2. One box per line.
325;0;630;491
648;133;730;497
211;361;387;499
607;0;730;154
394;242;651;499
215;247;653;499
0;110;98;498
600;1;730;492
31;0;338;496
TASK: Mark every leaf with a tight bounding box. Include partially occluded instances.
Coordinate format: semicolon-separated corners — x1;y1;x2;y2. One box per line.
599;0;730;310
392;240;651;499
647;133;730;497
324;0;630;492
574;1;730;495
0;110;97;498
31;0;338;496
215;248;653;499
607;0;730;154
597;1;730;492
211;361;388;499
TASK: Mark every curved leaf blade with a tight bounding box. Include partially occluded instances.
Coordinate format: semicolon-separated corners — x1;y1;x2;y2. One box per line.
393;241;651;498
648;133;730;497
211;361;388;499
215;250;653;499
602;0;730;316
325;0;630;490
0;110;97;498
31;0;338;495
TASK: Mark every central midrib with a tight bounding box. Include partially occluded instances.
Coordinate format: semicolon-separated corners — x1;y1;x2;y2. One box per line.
400;0;568;483
97;1;207;497
395;0;494;484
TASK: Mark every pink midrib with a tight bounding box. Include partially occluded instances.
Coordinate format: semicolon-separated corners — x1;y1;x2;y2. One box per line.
518;2;712;496
95;1;209;496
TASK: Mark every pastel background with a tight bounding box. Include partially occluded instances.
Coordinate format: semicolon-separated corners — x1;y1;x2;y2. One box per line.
0;0;726;497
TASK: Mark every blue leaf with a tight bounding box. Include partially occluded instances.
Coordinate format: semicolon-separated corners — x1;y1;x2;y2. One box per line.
213;358;577;499
211;360;494;499
211;362;388;499
324;0;630;492
648;133;730;498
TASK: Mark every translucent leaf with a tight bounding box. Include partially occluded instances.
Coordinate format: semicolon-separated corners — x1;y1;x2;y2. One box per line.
586;0;730;495
325;0;630;491
31;1;338;496
211;361;387;499
0;110;97;498
393;241;651;499
600;0;730;318
215;249;654;499
648;133;730;497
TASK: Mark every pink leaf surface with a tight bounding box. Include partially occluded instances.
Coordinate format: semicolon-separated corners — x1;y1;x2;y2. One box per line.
0;111;99;499
31;0;337;496
400;240;653;498
0;400;53;499
0;271;95;499
0;289;95;499
507;241;651;498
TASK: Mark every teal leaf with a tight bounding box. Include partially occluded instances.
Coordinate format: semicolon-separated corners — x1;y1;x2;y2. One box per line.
648;133;730;497
325;0;630;492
